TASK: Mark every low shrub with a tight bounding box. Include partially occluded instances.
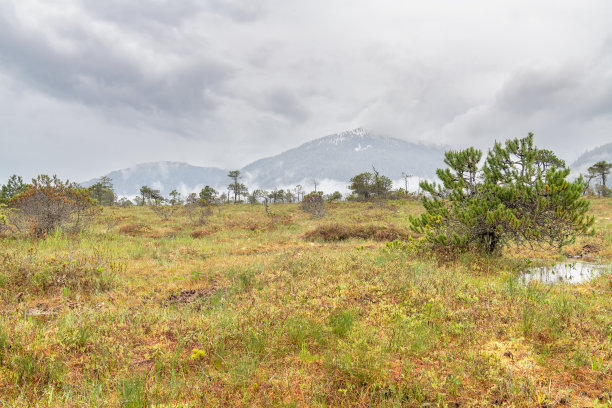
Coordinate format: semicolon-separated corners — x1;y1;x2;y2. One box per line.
304;223;413;242
118;223;151;235
190;228;214;238
300;192;325;218
9;175;99;237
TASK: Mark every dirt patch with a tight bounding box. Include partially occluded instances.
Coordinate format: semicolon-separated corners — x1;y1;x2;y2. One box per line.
164;287;220;307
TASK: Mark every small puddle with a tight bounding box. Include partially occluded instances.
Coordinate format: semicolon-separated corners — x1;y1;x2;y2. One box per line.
520;261;608;285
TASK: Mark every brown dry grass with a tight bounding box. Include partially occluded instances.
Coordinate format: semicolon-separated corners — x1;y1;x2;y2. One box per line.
0;199;610;407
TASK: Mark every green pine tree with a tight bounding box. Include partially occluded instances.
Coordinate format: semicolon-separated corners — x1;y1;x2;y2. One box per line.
410;133;594;254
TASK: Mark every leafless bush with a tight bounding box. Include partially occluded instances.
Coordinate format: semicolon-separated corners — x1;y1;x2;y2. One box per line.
9;175;99;237
185;195;214;225
150;202;178;221
300;192;325;218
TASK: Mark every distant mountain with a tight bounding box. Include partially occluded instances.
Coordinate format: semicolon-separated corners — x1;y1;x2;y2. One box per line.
81;162;227;197
83;129;447;197
570;143;612;175
242;128;445;189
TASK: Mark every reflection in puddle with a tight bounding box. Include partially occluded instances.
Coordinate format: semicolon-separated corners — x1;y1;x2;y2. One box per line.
520;262;608;284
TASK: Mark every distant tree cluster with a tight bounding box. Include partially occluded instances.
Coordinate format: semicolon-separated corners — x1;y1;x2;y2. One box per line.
348;168;393;200
137;186;164;205
88;176;116;206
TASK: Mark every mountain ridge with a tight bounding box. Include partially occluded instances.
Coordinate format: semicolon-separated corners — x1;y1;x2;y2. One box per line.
570;142;612;176
83;128;447;196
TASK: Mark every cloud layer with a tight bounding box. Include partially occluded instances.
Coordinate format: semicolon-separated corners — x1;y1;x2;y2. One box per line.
1;0;611;181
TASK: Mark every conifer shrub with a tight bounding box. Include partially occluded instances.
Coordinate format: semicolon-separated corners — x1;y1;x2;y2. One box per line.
410;134;594;254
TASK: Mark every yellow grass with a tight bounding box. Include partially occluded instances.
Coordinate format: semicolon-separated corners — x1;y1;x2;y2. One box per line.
0;199;611;407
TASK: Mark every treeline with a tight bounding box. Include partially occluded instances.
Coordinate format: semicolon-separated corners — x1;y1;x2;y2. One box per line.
1;134;610;247
79;169;419;208
2;158;610;211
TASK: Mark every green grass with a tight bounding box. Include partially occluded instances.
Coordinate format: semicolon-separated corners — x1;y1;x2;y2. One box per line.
0;199;611;407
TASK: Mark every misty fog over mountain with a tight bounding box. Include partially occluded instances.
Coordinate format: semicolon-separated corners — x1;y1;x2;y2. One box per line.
83;128;445;197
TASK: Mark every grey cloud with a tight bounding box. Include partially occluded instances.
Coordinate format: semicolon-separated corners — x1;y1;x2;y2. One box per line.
80;0;202;27
81;0;263;29
434;53;612;157
207;0;264;22
497;66;582;115
0;4;233;118
2;0;612;182
260;88;310;123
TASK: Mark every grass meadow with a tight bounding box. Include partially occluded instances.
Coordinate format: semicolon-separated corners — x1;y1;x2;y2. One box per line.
0;199;611;407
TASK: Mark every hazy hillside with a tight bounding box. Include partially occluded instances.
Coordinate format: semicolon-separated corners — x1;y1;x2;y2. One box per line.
82;162;227;197
571;143;612;175
241;128;445;189
83;129;446;196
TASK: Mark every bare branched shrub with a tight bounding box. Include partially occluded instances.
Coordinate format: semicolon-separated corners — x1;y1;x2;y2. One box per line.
185;194;214;225
9;175;99;237
197;204;214;225
300;192;325;218
150;202;178;221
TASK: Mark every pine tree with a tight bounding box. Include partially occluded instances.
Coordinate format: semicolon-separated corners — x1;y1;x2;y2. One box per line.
227;170;241;203
410;134;594;254
199;186;217;204
348;172;373;200
88;176;115;206
169;190;183;205
587;161;612;196
139;186;163;205
0;175;28;204
348;168;393;200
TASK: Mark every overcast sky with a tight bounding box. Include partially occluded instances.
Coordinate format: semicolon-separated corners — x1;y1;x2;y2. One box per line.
1;0;611;182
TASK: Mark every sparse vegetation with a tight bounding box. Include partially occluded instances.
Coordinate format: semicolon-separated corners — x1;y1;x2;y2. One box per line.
1;138;611;408
0;197;610;407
